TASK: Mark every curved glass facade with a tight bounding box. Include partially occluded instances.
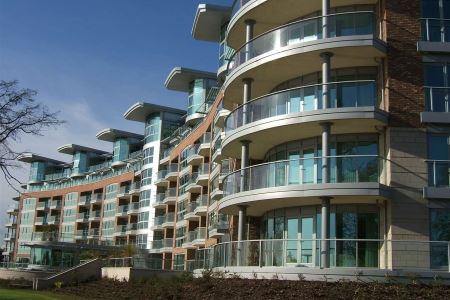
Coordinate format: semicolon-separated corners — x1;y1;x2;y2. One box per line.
262;204;379;267
113;138;129;162
145;113;161;144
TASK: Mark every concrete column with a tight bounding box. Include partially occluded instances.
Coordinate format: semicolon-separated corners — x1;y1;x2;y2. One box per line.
322;0;330;38
245;19;256;61
320;122;332;183
320;52;333;109
238;205;247;241
242;78;253;126
320;197;331;268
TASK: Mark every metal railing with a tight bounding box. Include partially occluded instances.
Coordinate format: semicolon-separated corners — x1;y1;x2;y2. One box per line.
106;257;173;270
230;0;251;18
223;155;386;197
427;160;450;187
228;11;376;73
0;262;29;269
421;18;450;42
225;80;379;133
424;86;449;113
193;239;450;272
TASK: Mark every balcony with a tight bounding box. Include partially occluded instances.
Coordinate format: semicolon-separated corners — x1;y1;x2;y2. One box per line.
47;215;61;225
88;228;100;237
116;205;129;217
165;164;179;181
36;201;50;211
223;80;388;159
91;193;103;204
214;101;231;129
194;195;208;216
192;238;450;271
149;239;163;253
89;210;101;221
424;160;450;199
117;185;131;198
197;163;210;186
153;193;166;209
76;212;90;223
209;215;229;238
187;145;203;166
224;11;386;107
151;216;165;231
159;147;173;165
418;18;450;53
34;216;48;226
227;0;380;48
421;87;450;124
183;227;207;249
220;155;390;215
161;238;174;253
127;202;139;215
114;225;128;237
50;200;62;210
212;136;223;163
198;133;212;157
210;178;223;201
183;202;199;221
126;223;138;234
186;172;202;193
163;188;177;205
5;220;17;228
78;194;92;206
155;170;169;186
75;230;89;240
161;213;175;228
130;182;141;195
3;233;16;242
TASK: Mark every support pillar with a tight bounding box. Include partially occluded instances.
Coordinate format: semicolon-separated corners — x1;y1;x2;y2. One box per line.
322;0;330;39
320;197;331;268
242;78;253;126
320;52;333;109
245;19;256;61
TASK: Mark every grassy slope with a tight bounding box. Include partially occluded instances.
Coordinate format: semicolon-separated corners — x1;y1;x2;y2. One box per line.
0;288;85;300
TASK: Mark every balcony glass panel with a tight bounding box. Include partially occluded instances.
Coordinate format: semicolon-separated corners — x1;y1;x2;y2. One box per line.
225;80;377;133
421;18;450;42
224;155;384;197
427;161;450;187
425;87;450;112
228;12;375;73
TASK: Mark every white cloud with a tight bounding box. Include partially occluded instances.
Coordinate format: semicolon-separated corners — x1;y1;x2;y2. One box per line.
0;100;112;241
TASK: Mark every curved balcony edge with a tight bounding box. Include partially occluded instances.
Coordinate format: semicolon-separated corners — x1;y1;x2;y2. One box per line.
218;182;391;215
222;106;389;159
223;35;387;106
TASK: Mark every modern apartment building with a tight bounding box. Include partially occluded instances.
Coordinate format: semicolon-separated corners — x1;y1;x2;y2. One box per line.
3;0;450;277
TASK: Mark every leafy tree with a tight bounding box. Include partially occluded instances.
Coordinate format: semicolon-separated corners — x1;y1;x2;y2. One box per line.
0;80;64;190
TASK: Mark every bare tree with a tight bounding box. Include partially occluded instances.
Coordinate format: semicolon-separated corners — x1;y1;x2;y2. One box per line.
0;80;64;190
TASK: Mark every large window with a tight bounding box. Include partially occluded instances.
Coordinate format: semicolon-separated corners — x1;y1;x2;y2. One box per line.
427;133;450;186
113;138;129;162
262;204;379;268
421;0;450;42
430;208;450;269
137;212;149;230
141;168;153;187
143;147;154;165
139;190;151;208
145;114;161;143
424;63;450;112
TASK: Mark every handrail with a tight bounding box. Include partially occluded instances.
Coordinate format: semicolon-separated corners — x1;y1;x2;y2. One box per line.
224;79;378;132
227;11;376;72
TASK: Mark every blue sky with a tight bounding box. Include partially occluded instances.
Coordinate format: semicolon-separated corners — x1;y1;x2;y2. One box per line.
0;0;229;233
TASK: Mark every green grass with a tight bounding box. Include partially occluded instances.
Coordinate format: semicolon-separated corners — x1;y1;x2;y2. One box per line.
0;288;85;300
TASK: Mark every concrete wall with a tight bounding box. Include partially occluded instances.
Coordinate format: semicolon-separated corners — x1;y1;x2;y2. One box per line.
388;127;429;269
0;269;54;282
34;258;103;290
102;267;182;282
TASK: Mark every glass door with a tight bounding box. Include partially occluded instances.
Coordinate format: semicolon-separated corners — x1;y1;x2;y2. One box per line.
288;151;300;184
301;147;316;184
300;216;314;265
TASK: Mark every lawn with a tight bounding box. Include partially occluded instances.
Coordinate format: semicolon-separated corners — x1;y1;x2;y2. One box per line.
0;288;85;300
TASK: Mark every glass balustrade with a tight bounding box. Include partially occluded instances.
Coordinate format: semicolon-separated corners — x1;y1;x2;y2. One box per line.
228;12;376;73
224;155;384;197
421;18;450;42
230;0;251;18
153;216;165;226
225;80;378;133
427;160;450;187
424;87;450;113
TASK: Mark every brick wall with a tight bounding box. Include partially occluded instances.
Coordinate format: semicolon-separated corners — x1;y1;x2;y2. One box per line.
384;0;424;128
